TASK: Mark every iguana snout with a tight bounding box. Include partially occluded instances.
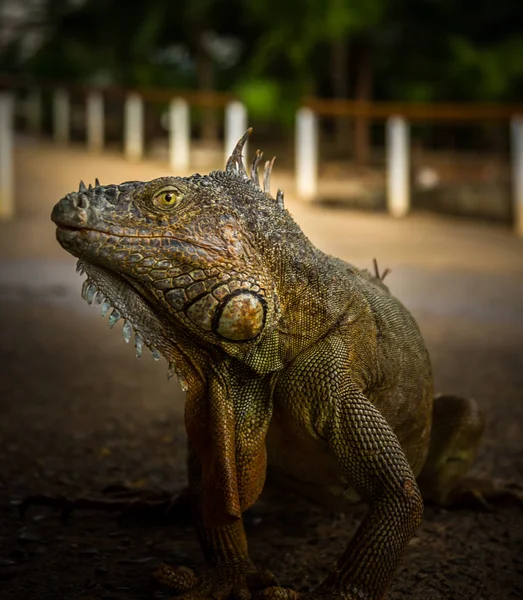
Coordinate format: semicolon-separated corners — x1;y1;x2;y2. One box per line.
51;187;91;229
51;179;143;255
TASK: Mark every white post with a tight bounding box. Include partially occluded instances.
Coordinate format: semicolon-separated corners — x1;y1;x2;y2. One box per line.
511;116;523;236
86;90;104;153
27;89;42;135
224;101;247;164
295;107;318;201
169;98;190;171
53;88;70;144
386;116;410;217
0;93;14;219
124;93;143;161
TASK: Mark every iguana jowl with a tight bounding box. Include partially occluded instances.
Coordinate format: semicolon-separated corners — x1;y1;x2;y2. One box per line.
51;130;486;600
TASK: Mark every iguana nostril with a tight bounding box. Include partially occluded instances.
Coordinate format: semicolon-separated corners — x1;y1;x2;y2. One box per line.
65;192;90;210
51;192;91;228
78;194;90;209
66;193;78;207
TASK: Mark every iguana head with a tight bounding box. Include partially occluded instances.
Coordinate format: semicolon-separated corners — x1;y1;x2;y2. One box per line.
51;130;290;378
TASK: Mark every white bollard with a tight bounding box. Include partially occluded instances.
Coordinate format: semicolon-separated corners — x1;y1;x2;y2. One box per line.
124;93;144;161
53;88;70;144
86;90;104;153
386;116;410;217
169;98;190;171
511;116;523;236
0;93;14;219
224;101;247;164
295;107;318;201
27;89;42;135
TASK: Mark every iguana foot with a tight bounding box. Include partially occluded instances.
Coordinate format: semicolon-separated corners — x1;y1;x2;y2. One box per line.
257;587;300;600
18;485;191;523
259;585;361;600
442;477;523;511
153;561;279;600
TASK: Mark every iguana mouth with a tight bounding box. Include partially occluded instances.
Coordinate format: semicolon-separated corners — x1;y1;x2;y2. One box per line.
75;259;185;387
57;224;81;232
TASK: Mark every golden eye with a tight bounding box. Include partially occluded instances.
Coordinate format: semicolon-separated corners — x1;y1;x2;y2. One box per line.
154;189;182;209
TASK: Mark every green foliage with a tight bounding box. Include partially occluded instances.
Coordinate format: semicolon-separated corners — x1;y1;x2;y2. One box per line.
244;0;386;93
449;35;523;101
1;0;523;106
234;78;300;126
235;79;280;119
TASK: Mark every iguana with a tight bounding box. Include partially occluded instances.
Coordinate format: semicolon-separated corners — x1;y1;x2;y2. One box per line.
50;130;493;600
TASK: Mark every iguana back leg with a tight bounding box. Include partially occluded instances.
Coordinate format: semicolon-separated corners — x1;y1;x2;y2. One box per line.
418;394;523;508
417;394;485;505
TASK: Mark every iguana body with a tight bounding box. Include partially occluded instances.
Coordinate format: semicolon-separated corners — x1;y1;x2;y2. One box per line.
51;131;485;600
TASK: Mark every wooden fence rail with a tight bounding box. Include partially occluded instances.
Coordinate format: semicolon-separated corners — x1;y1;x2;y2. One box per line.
0;76;522;235
304;98;523;121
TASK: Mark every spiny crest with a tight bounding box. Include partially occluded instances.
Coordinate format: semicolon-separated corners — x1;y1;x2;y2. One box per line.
225;129;285;208
76;260;182;386
78;178;101;192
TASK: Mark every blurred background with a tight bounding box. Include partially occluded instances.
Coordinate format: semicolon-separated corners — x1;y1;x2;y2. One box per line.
0;2;523;599
1;0;523;222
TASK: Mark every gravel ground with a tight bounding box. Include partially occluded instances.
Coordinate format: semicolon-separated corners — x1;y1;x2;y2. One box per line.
0;140;522;600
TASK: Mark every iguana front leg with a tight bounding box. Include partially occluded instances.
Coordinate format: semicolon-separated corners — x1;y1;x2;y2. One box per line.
264;381;424;600
155;363;278;599
323;385;423;599
155;447;278;599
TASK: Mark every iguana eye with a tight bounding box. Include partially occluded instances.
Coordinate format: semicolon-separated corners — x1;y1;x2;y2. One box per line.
153;188;183;209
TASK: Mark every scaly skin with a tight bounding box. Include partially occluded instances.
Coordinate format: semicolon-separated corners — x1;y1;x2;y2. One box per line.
51;131;485;600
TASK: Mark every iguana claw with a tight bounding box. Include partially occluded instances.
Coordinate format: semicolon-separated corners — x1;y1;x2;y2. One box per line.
445;477;523;511
154;561;279;600
259;586;366;600
257;586;300;600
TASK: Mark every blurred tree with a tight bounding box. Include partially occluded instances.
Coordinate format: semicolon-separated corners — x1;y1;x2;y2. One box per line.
184;0;218;139
375;0;523;103
1;0;522;152
447;36;523;102
240;0;386;154
16;0;246;139
243;0;384;93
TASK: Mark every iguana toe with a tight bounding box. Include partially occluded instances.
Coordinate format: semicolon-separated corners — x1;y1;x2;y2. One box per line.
153;564;199;592
257;586;300;600
258;586;357;600
154;561;279;600
445;477;523;511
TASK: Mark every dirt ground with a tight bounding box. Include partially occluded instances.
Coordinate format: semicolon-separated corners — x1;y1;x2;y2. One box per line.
0;139;522;600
